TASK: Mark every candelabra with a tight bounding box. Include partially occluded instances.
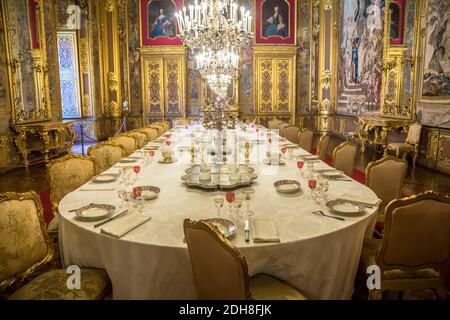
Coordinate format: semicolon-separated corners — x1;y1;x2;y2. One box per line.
201;99;239;130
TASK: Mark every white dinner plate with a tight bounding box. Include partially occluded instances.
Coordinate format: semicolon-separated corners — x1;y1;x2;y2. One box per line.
274;180;301;194
92;174;117;183
119;158;138;163
74;204;116;221
326;199;364;215
321;171;344;178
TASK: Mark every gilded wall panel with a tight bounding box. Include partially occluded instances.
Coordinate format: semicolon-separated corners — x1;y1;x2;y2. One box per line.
258;59;274;114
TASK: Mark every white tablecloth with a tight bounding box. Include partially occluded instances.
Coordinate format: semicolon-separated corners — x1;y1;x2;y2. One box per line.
59;127;379;299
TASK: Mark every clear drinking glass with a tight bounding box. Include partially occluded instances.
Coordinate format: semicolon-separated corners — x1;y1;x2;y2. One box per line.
241;188;255;217
117;188;128;210
318;174;329;203
214;197;224;217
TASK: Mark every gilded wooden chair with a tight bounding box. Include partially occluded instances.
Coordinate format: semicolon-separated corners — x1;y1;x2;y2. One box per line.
366;156;408;219
277;122;290;136
359;191;450;300
153;121;169;132
0;191;111;300
109;134;137;156
148;123;165;136
184;219;307;300
268;118;283;130
316;134;331;161
282;125;300;144
129;130;148;149
136;127;159;142
332;141;357;177
387;122;422;168
298;128;314;152
47;153;96;233
88;141;124;174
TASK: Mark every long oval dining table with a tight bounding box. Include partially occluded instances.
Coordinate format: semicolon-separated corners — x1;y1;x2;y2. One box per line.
58;125;379;300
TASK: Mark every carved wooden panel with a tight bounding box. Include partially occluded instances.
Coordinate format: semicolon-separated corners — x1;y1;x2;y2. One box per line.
164;58;183;115
254;47;296;117
142;58;164;116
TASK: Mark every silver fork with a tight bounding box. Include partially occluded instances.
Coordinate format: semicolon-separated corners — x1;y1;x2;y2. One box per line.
313;210;345;221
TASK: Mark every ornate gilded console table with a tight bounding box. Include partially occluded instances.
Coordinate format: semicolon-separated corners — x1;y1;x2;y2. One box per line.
11;121;76;167
356;116;413;155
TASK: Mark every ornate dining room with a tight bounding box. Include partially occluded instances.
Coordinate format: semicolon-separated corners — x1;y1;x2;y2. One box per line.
0;0;449;304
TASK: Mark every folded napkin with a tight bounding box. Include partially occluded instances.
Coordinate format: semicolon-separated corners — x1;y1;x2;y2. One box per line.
338;193;381;206
252;218;280;243
79;184;118;191
100;214;151;238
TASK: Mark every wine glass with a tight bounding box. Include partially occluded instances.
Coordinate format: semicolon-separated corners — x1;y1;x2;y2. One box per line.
225;192;235;216
241;188;255;217
121;167;133;186
214;197;224;217
232;196;244;220
297;160;304;177
117;188;128;210
306;161;315;178
280;147;287;161
130;166;140;186
308;177;318;203
132;187;145;213
147;150;155;165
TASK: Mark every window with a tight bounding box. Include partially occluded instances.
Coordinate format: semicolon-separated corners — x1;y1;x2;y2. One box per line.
57;31;82;119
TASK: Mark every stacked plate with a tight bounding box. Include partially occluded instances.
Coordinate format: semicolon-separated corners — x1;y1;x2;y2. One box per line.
74;204;116;221
325;199;364;216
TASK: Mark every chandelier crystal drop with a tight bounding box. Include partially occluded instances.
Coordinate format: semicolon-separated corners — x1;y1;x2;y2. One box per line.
175;0;253;52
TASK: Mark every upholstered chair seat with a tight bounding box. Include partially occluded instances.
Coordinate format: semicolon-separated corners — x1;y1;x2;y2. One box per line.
386;143;415;153
129;131;148;149
249;274;307;300
8;268;110;300
184;219;308;300
109;134;137;156
298;128;314;152
0;192;111;300
282;126;300;144
88;142;124;174
387;122;422;167
332;142;357;177
358;192;450;300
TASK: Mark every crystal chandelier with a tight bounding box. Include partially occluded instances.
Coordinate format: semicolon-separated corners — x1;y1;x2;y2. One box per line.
175;0;253;52
195;46;239;96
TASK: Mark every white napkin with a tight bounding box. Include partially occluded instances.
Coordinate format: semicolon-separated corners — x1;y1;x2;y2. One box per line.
100;214;151;238
252;218;280;243
338;193;381;206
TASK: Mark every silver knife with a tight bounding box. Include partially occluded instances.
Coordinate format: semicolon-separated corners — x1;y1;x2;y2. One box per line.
94;210;128;228
244;219;250;243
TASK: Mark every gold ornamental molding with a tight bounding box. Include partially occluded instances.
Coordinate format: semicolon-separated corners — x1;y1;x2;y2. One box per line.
105;0;115;12
322;0;334;11
321;70;331;89
107;72;119;91
79;38;89;74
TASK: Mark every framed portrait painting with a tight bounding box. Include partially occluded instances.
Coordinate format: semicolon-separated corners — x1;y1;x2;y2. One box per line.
140;0;182;46
255;0;296;45
389;0;406;46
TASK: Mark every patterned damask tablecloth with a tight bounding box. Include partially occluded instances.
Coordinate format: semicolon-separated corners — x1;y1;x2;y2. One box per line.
59;126;379;300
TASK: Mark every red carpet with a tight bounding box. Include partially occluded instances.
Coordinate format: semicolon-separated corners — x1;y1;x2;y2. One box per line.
38;189;54;225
